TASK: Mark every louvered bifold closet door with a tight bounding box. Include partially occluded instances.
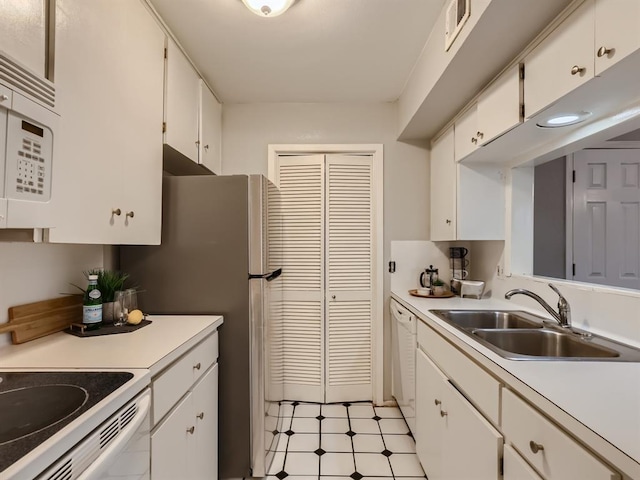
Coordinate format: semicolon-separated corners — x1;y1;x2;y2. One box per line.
325;155;374;403
272;155;325;402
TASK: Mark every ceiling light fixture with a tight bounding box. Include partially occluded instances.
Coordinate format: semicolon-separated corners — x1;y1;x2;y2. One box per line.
536;111;592;128
242;0;295;17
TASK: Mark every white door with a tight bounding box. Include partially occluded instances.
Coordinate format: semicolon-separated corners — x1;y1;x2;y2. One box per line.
271;155;325;402
573;150;640;289
325;155;374;403
271;152;378;403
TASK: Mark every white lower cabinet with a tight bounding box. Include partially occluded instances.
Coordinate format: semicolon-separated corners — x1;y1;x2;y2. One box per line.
502;389;619;480
151;334;219;480
414;317;623;480
415;348;502;480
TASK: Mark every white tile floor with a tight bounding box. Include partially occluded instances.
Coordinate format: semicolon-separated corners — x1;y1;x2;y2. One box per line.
265;401;426;480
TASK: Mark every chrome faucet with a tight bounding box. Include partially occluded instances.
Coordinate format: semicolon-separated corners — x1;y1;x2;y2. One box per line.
505;284;571;328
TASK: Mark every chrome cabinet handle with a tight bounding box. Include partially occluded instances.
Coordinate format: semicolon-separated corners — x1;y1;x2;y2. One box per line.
0;94;8;102
471;137;478;144
331;295;336;300
112;208;121;216
597;46;612;57
187;426;195;434
197;412;204;419
529;440;544;454
440;409;448;417
570;65;585;75
476;131;484;139
445;219;452;225
126;211;135;219
204;144;209;151
434;399;441;406
195;140;200;146
193;362;201;370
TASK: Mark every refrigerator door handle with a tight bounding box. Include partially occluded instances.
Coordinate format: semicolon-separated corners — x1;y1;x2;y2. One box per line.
248;268;282;282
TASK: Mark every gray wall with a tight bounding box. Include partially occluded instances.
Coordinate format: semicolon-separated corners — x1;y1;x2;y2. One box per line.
533;157;566;279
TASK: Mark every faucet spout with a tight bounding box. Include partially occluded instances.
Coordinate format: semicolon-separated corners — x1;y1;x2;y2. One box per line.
504;284;571;328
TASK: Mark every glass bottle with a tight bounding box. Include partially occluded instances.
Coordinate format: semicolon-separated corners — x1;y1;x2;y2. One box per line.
83;274;102;330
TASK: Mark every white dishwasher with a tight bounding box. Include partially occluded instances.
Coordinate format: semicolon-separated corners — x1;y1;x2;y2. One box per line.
390;299;417;433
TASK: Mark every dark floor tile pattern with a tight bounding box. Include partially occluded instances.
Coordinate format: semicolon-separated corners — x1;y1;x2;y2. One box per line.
266;401;426;480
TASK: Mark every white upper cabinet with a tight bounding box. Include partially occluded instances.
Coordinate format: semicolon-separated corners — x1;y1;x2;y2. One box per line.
199;80;222;174
594;0;640;75
430;127;456;241
165;39;200;164
0;0;46;77
476;64;524;145
431;126;505;242
455;64;524;163
524;0;595;118
454;106;478;163
49;0;165;245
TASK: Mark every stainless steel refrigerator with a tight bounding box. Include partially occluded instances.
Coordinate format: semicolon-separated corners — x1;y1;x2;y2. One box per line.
120;174;284;478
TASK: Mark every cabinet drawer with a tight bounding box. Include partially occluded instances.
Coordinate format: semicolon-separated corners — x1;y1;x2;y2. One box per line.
502;389;619;480
417;320;500;425
153;332;219;424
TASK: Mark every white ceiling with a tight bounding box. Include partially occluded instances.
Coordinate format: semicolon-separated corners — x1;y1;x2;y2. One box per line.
149;0;445;104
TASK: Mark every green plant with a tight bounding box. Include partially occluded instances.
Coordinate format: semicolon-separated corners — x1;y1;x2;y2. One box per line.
72;269;130;303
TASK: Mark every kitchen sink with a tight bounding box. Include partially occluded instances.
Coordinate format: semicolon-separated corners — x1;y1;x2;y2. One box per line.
472;329;620;359
429;309;640;362
430;310;543;330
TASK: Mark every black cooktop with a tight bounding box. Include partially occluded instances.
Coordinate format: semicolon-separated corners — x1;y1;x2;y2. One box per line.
0;371;133;473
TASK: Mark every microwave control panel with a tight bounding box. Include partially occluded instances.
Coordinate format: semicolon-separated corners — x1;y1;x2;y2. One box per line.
4;110;53;202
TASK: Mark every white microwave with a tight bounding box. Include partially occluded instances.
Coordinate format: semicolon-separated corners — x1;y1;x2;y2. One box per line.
0;50;58;229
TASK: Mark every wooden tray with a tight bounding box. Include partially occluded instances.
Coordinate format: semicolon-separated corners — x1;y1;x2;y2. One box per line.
409;289;455;299
1;295;83;344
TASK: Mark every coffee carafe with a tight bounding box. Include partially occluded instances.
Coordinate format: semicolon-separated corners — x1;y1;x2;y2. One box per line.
419;265;439;290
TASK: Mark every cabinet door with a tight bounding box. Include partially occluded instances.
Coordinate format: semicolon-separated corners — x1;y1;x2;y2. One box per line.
594;0;640;75
165;39;200;163
441;379;502;480
477;64;523;145
430;127;456;241
199;81;222;174
503;445;543;480
116;2;165;245
50;0;165;244
151;393;194;480
415;348;446;480
0;0;46;76
454;105;478;162
457;164;505;241
191;364;219;480
524;0;595;118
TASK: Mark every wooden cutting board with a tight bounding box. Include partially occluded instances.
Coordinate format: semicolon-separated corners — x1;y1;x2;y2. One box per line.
0;295;83;344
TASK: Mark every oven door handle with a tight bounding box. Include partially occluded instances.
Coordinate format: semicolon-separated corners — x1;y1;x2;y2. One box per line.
77;391;151;480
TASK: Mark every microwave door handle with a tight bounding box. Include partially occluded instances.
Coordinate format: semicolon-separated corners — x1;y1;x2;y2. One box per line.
249;268;282;282
76;393;151;480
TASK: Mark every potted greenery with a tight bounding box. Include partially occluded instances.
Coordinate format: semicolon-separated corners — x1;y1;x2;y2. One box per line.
432;278;446;296
74;269;130;323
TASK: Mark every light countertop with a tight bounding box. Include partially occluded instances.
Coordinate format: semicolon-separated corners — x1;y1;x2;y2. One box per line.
391;290;640;478
0;315;224;376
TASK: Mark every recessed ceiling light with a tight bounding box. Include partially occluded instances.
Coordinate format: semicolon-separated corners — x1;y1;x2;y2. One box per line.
242;0;295;17
536;111;592;128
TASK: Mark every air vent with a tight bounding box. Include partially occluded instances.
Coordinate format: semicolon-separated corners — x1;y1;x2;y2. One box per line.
98;418;119;449
120;403;137;429
0;50;55;109
36;394;146;480
43;460;72;480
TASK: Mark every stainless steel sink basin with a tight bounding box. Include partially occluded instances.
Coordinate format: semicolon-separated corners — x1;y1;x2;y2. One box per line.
472;329;620;359
429;309;640;362
430;310;543;330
